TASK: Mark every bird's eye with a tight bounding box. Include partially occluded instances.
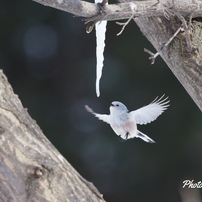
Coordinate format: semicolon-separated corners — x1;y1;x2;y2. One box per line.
116;104;119;107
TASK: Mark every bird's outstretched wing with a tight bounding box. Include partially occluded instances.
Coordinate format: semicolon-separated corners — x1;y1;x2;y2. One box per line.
85;105;110;124
130;95;170;125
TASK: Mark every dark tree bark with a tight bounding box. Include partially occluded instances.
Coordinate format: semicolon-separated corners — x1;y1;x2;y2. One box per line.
0;70;105;201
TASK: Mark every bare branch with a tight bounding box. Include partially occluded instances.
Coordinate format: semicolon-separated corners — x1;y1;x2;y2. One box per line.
116;14;135;36
116;2;138;36
174;12;193;51
33;0;202;21
144;26;184;64
144;48;160;65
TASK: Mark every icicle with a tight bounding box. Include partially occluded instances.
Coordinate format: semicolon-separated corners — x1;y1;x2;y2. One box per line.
95;0;107;97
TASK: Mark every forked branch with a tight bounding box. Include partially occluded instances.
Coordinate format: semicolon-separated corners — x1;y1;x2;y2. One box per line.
144;26;184;64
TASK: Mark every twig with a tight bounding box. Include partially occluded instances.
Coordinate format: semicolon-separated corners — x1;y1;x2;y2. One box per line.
149;0;173;21
158;0;175;20
174;11;193;51
144;48;160;64
162;8;175;20
116;2;138;36
150;0;160;8
145;2;197;63
116;14;136;36
145;26;183;64
175;5;197;52
166;0;197;52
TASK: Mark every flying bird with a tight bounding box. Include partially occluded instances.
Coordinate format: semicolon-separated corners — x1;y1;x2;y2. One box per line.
85;95;170;143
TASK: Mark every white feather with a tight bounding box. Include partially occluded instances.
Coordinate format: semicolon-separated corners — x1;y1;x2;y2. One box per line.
130;95;170;125
85;105;110;124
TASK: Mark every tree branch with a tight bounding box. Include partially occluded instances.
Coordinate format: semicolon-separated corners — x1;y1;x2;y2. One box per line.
0;70;105;201
33;0;202;21
135;15;202;111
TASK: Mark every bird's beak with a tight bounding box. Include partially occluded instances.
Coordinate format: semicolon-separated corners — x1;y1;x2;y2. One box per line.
110;103;114;107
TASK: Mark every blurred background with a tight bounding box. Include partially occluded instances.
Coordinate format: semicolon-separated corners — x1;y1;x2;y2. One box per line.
1;0;202;201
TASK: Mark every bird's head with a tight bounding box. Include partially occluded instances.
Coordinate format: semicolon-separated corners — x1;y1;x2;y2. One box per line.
110;101;128;114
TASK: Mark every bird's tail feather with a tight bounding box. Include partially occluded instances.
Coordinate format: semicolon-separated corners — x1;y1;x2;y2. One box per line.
137;130;155;143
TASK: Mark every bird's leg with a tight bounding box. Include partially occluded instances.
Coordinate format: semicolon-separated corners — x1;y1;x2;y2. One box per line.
125;132;129;140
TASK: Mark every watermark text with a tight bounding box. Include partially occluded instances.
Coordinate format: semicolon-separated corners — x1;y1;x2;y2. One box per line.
183;180;202;188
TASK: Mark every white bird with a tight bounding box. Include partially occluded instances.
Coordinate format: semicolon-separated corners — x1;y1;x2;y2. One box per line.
85;95;170;143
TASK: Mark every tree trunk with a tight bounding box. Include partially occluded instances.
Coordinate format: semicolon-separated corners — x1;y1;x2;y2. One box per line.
134;16;202;111
0;70;105;201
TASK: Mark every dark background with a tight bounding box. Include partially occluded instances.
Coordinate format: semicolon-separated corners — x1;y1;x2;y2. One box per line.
1;0;202;201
